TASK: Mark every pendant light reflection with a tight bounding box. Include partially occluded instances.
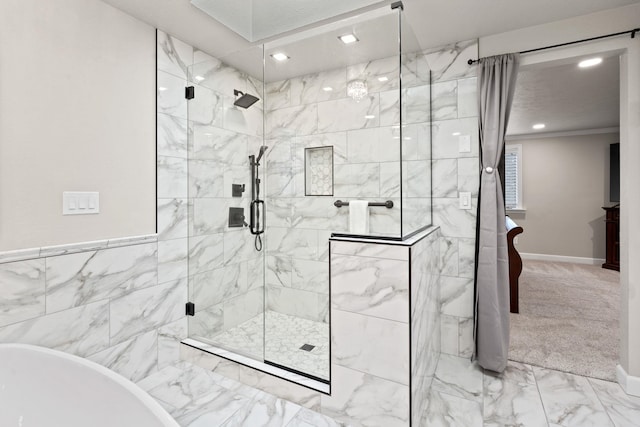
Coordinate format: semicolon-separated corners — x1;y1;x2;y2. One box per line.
347;79;368;102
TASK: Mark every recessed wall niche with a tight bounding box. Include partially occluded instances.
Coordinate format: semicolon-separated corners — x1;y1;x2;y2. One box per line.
305;146;334;196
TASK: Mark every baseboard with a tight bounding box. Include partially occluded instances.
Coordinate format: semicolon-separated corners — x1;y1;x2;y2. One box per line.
617;364;640;397
520;253;605;266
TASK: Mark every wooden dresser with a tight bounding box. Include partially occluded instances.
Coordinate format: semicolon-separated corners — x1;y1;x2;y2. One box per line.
602;205;620;271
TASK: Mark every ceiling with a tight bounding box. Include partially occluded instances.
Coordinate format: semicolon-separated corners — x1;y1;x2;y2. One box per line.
98;0;632;134
507;55;620;136
99;0;640;61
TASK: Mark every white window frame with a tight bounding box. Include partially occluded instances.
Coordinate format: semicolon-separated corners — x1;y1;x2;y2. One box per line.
505;144;524;212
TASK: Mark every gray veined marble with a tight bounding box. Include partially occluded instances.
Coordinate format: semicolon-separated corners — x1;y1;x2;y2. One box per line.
347;56;400;94
189;124;249;164
331;309;410;385
439;236;459;277
158;156;188;199
0;259;45;328
423;389;483;427
266;255;293;288
224;288;264;329
45;243;158;313
290;68;348;106
588;377;640;427
331;255;408;322
267;104;318;138
110;278;187;345
158;317;188;370
266;80;292;111
191;52;252;100
158;71;188;119
188;159;225;198
158;113;188;159
266;286;327;323
432;354;484;402
380;162;401;198
457;157;480;197
224;230;260;265
483;362;548;427
189;84;225;127
189;303;224;339
379;90;400;127
333;163;380;198
433;197;477;238
267;228;319;260
440;315;460;356
157;198;189;241
296;132;348;165
190;262;248;309
157;31;193;80
534;366;614;427
432;159;458;198
321;364;409;427
0;301;110;357
158;238;189;284
88;329;159;383
317;95;379;133
458;77;478;118
422;39;478;83
347;127;399;163
189;233;224;275
440;275;475;318
431;80;458;121
220;392;302;427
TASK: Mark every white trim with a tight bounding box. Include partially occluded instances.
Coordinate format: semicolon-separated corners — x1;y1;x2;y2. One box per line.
506;127;620;141
0;233;158;264
617;364;640;397
520;252;605;266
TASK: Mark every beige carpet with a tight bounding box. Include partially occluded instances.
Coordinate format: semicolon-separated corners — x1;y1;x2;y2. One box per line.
509;260;620;381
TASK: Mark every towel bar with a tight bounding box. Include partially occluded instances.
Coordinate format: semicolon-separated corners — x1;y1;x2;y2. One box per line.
334;200;394;209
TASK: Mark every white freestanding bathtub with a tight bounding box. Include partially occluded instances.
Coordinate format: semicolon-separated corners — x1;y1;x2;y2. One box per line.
0;343;179;427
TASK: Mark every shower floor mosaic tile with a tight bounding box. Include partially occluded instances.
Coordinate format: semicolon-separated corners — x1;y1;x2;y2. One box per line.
208;311;330;380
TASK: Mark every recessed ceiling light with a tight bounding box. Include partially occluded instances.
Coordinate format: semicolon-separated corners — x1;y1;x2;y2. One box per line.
404;137;412;140
578;57;603;68
378;76;389;82
204;133;213;136
194;75;205;81
322;86;333;92
452;132;461;136
158;87;168;91
364;115;375;119
532;123;546;130
271;52;289;62
339;34;359;44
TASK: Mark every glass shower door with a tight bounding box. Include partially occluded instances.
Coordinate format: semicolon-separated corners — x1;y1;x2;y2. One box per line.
185;46;266;361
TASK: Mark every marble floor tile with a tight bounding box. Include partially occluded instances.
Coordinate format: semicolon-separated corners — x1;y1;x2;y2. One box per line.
432;354;484;402
220;392;302;427
423;390;483;427
533;366;614;427
588;378;640;427
483;361;548;427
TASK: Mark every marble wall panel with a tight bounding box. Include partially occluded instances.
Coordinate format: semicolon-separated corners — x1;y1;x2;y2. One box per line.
0;300;110;357
224;288;263;329
46;243;158;313
88;329;158;382
157;71;187;119
157;156;188;199
331;255;408;322
157;31;192;79
290;68;347;106
0;259;45;327
189;124;249;164
158;113;188;159
189;233;224;275
266;286;327;323
332;309;409;385
267;104;318;138
333;163;380;198
158;318;189;370
317;95;379;133
110;278;187;345
190;262;248;309
321;364;410;427
157;198;188;241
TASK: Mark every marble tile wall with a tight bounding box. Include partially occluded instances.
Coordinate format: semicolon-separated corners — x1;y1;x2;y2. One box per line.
263;49;433;326
0;240;187;382
328;228;441;426
420;39;479;357
156;31;265;344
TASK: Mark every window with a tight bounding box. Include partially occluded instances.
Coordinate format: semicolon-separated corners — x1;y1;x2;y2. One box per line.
505;144;523;210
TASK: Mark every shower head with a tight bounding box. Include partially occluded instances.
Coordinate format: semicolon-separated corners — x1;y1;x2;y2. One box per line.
233;89;260;109
256;145;268;164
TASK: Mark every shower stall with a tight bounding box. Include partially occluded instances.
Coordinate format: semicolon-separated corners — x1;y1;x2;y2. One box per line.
182;3;431;385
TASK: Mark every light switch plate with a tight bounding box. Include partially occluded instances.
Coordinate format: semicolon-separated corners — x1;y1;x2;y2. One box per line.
63;192;100;215
459;191;472;210
459;135;471;153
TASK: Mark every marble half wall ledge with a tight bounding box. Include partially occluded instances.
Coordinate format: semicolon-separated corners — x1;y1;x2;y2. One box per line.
0;234;159;264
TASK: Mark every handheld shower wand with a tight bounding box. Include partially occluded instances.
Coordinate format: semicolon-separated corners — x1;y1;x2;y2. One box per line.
249;146;268;251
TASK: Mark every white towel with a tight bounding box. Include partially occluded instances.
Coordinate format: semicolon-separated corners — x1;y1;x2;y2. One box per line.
349;200;370;234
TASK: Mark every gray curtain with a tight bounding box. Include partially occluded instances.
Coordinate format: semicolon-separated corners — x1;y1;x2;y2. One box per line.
474;53;519;373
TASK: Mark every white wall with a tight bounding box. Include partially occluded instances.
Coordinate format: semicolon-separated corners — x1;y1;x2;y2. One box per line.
479;2;640;386
508;133;618;260
0;0;156;251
